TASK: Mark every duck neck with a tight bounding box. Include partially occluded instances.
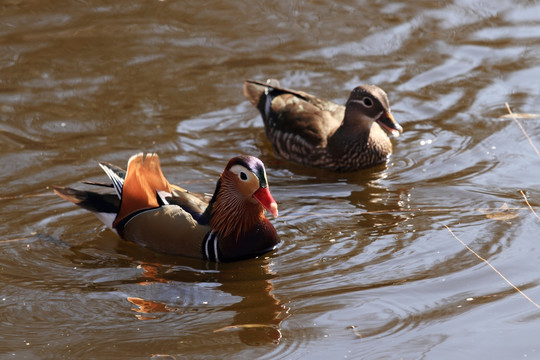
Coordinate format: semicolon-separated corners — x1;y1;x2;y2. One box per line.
329;113;372;155
206;174;264;242
328;113;392;166
342;108;373;137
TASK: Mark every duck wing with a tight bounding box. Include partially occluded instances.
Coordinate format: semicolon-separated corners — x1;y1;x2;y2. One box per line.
244;79;344;147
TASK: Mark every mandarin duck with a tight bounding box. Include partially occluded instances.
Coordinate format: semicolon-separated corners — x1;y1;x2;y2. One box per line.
53;153;279;262
243;79;403;171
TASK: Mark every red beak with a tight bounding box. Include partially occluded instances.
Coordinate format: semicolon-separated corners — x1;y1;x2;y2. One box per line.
253;186;279;218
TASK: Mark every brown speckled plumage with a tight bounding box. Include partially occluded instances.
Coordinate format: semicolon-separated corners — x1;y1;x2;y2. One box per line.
243;79;403;171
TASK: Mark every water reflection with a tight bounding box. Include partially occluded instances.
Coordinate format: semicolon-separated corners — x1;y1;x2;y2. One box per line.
4;0;540;358
126;258;289;346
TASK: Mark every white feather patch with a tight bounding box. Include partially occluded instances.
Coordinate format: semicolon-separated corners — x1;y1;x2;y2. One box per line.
99;163;125;200
93;212;118;234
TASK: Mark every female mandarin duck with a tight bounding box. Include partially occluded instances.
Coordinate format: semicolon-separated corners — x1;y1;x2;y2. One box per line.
53;153;279;262
243;79;403;171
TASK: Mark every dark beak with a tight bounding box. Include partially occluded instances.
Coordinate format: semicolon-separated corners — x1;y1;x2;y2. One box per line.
376;111;403;137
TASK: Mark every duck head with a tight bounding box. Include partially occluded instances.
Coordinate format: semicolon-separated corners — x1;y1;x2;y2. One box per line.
224;156;278;218
207;155;278;240
345;85;403;137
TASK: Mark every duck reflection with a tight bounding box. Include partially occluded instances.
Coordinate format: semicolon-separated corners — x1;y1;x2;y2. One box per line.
127;256;289;345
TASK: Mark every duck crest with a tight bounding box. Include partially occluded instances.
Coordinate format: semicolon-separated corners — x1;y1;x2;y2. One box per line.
208;170;263;242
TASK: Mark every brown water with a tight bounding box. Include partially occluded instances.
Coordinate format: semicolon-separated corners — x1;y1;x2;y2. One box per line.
2;0;540;359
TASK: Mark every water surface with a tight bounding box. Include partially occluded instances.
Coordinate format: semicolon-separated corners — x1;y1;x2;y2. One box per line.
2;0;540;359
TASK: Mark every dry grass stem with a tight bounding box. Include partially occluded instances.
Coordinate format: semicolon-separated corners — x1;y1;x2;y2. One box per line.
506;103;540;158
520;190;540;220
444;225;540;310
0;237;32;244
500;113;540;119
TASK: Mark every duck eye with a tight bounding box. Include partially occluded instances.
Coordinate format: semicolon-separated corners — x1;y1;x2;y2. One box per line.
362;97;373;107
239;171;248;181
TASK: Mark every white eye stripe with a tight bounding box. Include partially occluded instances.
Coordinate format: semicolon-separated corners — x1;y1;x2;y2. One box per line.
230;164;248;173
230;164;253;182
362;97;373;107
350;98;374;108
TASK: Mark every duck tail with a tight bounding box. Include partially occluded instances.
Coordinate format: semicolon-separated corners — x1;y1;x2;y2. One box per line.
53;186;120;214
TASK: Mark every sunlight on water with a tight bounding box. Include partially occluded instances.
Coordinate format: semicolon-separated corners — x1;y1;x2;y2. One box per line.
1;0;540;359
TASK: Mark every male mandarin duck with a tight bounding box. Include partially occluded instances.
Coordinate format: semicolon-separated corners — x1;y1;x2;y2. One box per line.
53;153;279;262
243;79;403;171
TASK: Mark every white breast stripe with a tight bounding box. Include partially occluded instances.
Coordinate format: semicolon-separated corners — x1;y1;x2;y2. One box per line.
213;236;220;263
203;231;220;262
204;232;211;260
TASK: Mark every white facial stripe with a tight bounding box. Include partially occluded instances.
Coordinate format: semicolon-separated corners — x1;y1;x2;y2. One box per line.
350;99;384;119
348;99;364;105
229;164;250;176
349;98;380;111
